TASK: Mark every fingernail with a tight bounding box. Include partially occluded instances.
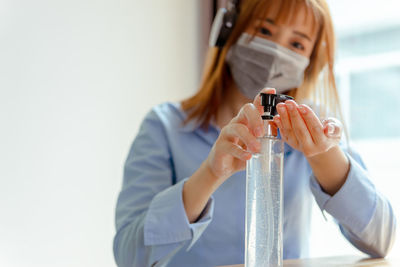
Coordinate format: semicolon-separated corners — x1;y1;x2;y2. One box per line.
299;106;307;114
277;104;285;112
262;87;275;93
287;103;294;111
251;141;261;151
328;125;335;135
242;152;251;160
255;127;263;137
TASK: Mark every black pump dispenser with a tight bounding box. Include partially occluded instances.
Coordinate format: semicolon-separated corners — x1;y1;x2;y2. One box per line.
260;93;293;120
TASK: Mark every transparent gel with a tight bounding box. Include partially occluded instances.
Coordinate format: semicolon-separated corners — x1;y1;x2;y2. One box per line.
245;121;284;267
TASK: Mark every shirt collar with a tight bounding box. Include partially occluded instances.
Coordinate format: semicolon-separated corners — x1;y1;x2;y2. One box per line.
177;103;220;133
179;117;201;132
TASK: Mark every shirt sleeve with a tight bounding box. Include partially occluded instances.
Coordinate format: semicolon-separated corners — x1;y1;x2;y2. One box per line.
309;149;397;257
113;108;214;267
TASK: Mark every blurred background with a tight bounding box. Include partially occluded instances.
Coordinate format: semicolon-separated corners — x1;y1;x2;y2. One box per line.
0;0;398;266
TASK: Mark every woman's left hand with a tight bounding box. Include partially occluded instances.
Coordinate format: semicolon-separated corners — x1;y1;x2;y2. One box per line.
273;100;342;159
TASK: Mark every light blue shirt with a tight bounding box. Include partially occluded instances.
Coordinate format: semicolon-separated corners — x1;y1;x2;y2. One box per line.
113;102;396;267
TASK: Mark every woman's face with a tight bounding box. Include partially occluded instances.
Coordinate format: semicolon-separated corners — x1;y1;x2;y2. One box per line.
245;5;319;58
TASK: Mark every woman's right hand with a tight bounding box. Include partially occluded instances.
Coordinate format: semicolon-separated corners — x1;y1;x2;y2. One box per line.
205;88;276;183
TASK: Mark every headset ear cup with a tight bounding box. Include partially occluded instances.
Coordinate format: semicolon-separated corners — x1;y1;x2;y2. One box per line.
209;2;239;47
209;8;227;47
218;9;238;47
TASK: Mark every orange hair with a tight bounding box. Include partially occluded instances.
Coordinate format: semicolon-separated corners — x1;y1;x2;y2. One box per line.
181;0;342;132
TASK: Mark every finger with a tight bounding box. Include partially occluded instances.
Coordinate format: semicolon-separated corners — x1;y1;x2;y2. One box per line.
285;100;313;146
232;103;264;137
276;102;298;146
220;140;252;161
223;123;261;153
322;118;342;138
324;124;336;137
297;104;324;143
273;115;286;139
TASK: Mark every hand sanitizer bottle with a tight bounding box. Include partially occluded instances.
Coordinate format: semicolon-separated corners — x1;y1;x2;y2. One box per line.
245;93;292;267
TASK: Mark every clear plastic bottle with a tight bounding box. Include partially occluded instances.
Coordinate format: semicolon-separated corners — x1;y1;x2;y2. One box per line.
245;93;290;267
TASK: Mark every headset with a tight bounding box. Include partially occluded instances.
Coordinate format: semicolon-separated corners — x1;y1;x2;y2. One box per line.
209;0;241;47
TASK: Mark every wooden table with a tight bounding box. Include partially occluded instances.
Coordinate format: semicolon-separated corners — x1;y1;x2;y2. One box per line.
219;255;397;266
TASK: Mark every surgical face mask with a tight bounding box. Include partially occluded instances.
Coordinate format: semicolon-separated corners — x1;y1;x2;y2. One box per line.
225;33;310;99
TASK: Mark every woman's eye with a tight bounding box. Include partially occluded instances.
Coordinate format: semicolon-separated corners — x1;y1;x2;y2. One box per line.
259;27;272;36
292;42;304;51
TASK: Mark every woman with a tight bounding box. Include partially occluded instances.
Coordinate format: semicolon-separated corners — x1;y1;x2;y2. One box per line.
113;0;396;266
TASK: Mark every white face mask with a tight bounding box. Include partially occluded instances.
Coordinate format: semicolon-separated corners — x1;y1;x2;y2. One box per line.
226;33;310;99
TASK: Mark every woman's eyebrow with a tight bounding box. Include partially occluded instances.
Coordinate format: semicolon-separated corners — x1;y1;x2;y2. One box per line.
293;30;312;42
264;18;312;42
265;18;275;24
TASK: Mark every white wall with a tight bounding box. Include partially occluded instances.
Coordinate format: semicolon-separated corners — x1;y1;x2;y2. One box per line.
0;1;206;266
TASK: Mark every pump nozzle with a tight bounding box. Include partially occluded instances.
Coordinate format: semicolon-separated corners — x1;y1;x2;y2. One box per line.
260;93;294;120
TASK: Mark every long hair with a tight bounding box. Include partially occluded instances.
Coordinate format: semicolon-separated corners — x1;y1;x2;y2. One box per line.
181;0;341;131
